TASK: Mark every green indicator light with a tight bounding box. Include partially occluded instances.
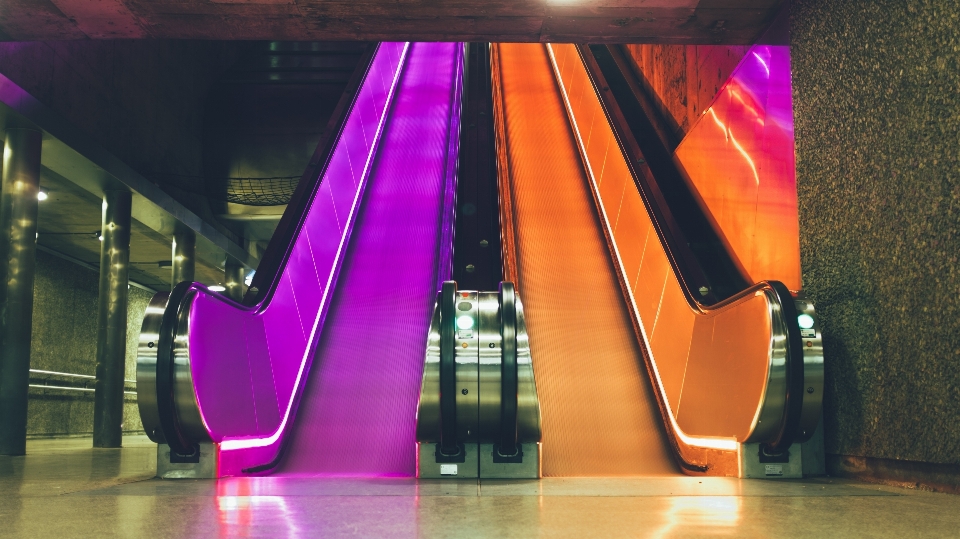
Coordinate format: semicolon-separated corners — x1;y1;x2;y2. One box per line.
457;315;474;330
797;314;815;329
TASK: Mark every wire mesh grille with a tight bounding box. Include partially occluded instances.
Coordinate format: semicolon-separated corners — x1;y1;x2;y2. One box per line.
225;176;300;206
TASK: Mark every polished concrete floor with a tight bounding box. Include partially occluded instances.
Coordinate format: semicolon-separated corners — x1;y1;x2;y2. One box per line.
1;436;958;538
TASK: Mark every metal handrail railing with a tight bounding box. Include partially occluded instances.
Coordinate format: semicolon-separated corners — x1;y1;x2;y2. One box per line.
29;369;136;395
30;369;135;385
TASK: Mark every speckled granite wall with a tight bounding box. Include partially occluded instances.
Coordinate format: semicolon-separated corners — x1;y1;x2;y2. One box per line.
792;0;960;465
27;250;152;437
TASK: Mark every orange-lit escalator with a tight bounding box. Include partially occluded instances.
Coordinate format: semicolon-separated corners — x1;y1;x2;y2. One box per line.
491;42;818;477
492;42;677;476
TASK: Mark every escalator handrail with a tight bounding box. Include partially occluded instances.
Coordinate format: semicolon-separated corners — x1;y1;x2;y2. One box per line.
489;44;520;287
766;281;806;453
590;44;751;303
438;281;460;456
563;44;806;463
154;281;248;455
243;43;378;309
576;45;733;313
497;281;520;456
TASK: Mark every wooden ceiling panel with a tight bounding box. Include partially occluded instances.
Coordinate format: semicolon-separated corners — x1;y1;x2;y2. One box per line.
1;0;784;43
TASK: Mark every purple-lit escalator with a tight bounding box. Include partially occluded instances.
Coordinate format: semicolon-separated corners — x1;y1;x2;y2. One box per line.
136;42;463;477
275;42;461;476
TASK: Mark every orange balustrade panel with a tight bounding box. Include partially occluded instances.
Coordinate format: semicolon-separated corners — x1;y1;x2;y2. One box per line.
547;43;782;459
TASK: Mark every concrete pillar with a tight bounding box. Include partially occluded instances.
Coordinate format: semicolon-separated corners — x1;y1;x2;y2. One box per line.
224;257;245;302
171;230;195;289
0;129;42;455
93;190;132;448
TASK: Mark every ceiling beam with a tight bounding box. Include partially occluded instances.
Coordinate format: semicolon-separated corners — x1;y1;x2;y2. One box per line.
0;72;259;271
0;0;785;44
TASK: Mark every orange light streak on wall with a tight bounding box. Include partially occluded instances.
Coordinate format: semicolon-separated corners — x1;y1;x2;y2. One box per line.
675;46;801;290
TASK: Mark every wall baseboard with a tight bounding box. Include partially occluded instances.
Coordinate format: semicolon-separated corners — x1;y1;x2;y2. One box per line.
827;453;960;495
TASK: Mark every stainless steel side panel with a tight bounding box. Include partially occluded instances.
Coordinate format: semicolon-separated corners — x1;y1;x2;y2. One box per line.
746;289;789;442
515;296;541;442
795;299;824;441
477;291;501;440
455;291;480;442
137;292;169;444
416;303;443;442
417;291;481;442
172;290;211;443
479;442;539;478
418;289;541;445
478;292;540;442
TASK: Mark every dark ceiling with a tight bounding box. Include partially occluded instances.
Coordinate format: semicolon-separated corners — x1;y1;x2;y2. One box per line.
1;0;784;44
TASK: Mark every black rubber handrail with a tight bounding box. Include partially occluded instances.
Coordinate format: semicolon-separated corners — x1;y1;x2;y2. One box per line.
438;281;461;457
587;44;749;304
243;43;376;307
496;281;520;458
155;281;198;457
764;282;806;454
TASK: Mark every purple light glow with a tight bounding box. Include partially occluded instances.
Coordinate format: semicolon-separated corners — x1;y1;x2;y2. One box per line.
275;42;462;477
675;45;801;289
182;42;409;477
180;41;463;477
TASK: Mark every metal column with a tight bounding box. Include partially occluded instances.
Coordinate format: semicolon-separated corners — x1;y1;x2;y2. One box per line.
224;257;245;302
0;129;42;455
93;190;132;448
171;230;196;289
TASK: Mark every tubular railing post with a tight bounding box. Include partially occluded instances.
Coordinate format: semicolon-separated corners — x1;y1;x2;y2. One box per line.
93;190;132;448
0;128;42;455
224;257;245;302
172;230;196;289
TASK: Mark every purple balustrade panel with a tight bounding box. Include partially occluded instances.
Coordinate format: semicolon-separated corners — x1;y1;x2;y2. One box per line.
275;42;463;477
178;42;409;477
